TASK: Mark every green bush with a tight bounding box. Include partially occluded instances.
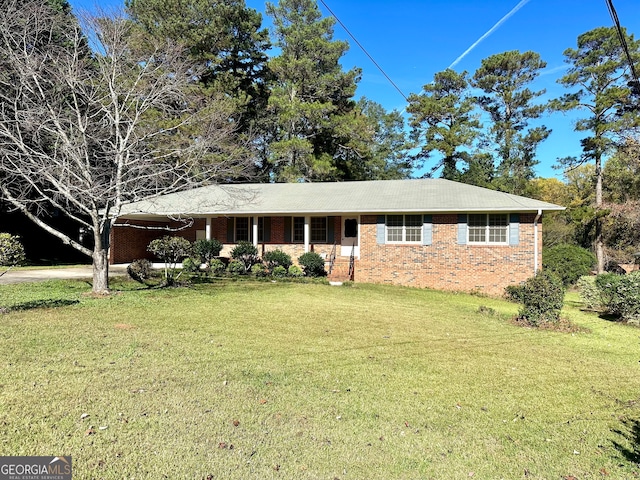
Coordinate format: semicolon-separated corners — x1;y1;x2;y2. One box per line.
251;263;268;277
0;233;26;267
127;259;153;283
227;260;245;275
182;257;201;274
147;236;192;285
209;258;227;276
263;249;293;271
272;265;287;278
595;272;640;323
298;252;326;277
230;241;260;274
517;270;565;326
288;265;303;277
193;238;223;264
594;273;624;313
504;284;525;303
542;244;596;286
577;276;599;310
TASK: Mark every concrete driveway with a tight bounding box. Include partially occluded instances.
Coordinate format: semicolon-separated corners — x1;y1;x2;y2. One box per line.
0;265;128;285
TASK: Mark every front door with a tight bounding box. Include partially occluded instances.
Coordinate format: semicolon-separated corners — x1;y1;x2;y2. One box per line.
341;217;359;257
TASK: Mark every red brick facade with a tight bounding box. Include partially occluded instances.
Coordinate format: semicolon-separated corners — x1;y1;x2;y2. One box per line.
110;213;541;295
356;214;541;295
109;219;205;264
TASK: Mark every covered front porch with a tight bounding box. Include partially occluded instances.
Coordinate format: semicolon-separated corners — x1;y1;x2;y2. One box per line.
110;214;360;281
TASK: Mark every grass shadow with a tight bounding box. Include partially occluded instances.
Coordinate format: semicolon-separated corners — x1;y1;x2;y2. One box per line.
3;298;80;312
612;417;640;465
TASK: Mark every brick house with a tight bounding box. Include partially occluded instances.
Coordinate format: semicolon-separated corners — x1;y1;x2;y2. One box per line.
110;179;564;295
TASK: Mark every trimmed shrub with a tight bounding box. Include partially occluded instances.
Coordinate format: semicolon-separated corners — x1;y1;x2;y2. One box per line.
288;265;303;277
230;241;260;274
0;233;26;267
298;252;326;277
595;272;640;323
147;236;192;285
517;270;565;326
182;257;201;274
504;284;525;303
577;275;600;310
209;258;226;276
272;265;287;278
542;244;596;286
227;260;245;275
127;259;153;283
193;238;223;264
594;273;624;313
263;249;293;270
251;263;268;277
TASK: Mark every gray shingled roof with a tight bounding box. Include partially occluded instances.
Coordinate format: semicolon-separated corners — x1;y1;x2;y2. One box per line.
115;179;564;219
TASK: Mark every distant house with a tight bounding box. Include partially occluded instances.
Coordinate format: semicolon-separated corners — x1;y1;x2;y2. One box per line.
110;179;564;295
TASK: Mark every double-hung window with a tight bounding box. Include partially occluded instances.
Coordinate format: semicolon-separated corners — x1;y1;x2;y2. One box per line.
310;217;327;243
293;217;305;243
235;217;250;242
386;215;422;244
468;214;508;244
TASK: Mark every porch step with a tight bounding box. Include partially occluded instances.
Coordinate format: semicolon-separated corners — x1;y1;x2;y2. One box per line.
327;258;353;282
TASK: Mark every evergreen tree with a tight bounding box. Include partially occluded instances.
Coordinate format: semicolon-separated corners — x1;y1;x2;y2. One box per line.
407;69;481;180
555;26;640;273
264;0;361;182
472;50;551;195
355;99;414;180
125;0;271;133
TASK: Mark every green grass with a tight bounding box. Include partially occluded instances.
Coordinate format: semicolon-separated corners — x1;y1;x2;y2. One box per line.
1;279;639;479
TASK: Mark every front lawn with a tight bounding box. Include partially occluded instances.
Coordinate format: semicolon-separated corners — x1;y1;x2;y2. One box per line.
0;279;639;479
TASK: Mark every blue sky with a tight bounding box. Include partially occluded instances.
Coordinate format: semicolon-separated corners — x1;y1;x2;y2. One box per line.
69;0;640;179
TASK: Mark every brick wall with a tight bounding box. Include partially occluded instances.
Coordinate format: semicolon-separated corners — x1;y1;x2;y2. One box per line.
109;219;204;264
111;213;542;295
356;213;541;296
111;216;340;265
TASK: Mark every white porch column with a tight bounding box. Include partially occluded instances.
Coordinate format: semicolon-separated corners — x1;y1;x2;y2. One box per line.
205;217;212;240
304;216;310;252
252;216;258;246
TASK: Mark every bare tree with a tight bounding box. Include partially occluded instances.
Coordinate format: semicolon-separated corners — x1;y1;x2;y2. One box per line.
0;1;253;293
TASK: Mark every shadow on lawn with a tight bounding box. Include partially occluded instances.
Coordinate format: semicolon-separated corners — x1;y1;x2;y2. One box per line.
612;417;640;465
1;298;79;313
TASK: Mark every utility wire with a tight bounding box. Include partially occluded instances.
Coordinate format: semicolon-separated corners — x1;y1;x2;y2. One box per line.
317;0;409;102
605;0;640;92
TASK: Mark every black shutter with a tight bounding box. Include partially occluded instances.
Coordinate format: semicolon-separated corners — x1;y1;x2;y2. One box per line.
284;216;292;243
226;217;234;243
264;217;271;242
327;216;335;243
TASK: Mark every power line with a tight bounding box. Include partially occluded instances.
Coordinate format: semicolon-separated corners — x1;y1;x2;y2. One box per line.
604;0;640;93
317;0;409;102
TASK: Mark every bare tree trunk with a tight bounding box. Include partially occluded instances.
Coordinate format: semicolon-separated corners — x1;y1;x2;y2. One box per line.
595;153;605;274
91;219;111;294
92;248;110;294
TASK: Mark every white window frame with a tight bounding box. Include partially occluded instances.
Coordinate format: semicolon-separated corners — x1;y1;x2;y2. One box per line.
385;214;422;244
468;214;508;245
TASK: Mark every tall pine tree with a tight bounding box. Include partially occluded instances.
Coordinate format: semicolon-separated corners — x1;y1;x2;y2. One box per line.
472;50;551;195
555;27;640;273
126;0;271;133
407;69;481;181
264;0;361;182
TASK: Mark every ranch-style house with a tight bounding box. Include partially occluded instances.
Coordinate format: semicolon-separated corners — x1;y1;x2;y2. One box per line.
110;179;564;295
